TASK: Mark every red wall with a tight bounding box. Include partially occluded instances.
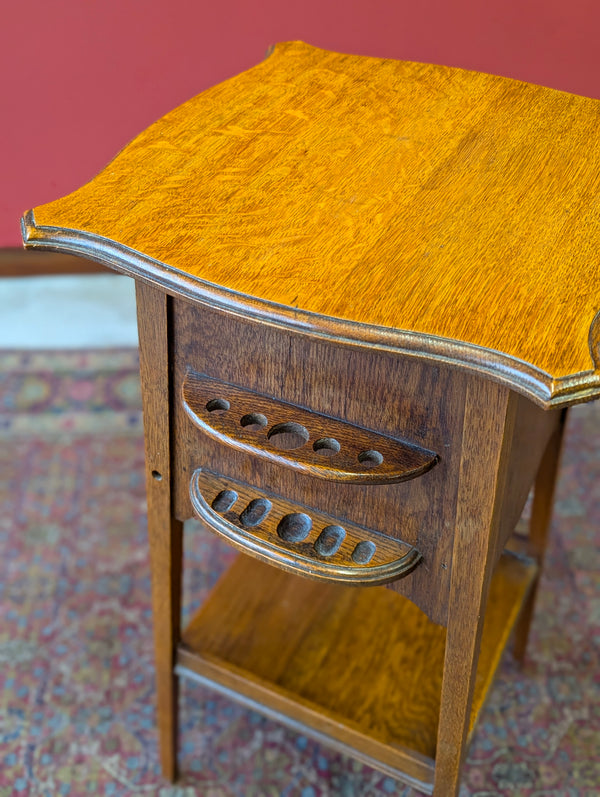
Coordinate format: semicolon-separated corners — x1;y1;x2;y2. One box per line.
2;0;600;246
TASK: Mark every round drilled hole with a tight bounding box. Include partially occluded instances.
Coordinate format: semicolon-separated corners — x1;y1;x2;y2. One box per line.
277;513;312;542
240;412;268;431
352;540;376;564
267;422;310;450
358;449;384;468
151;470;162;481
211;489;238;513
206;398;230;414
314;525;345;557
313;437;341;457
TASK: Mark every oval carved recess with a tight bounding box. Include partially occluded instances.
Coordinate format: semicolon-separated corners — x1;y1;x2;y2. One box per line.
182;370;438;484
190;468;422;586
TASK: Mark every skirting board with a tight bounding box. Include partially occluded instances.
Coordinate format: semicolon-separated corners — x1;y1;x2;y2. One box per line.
0;248;111;277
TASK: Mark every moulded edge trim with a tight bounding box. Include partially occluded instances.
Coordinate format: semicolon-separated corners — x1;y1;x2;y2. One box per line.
21;211;600;410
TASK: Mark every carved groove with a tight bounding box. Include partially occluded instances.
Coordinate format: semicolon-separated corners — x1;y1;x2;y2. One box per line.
277;513;312;542
240;498;272;528
352;540;377;564
314;525;346;557
182;370;438;484
212;489;238;513
189;468;422;586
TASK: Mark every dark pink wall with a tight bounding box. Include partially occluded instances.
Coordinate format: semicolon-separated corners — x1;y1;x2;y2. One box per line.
2;0;600;246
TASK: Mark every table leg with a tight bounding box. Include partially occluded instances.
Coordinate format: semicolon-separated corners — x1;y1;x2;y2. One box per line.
433;379;517;796
513;408;567;662
136;281;183;781
147;513;183;781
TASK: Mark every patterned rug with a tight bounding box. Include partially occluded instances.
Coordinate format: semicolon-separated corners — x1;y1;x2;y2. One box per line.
1;350;598;797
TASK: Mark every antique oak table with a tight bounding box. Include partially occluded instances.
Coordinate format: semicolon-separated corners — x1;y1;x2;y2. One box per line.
22;42;600;796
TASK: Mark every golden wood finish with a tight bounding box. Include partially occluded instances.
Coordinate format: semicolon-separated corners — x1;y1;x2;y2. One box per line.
178;550;537;794
22;41;600;406
182;370;438;484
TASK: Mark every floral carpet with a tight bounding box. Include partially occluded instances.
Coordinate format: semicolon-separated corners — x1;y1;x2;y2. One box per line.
0;350;598;797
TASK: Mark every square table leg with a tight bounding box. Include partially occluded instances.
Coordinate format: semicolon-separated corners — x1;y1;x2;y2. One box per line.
136;281;183;781
434;378;517;795
513;409;567;662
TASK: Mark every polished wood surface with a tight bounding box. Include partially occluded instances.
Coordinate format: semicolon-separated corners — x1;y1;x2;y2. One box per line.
22;41;600;406
178;549;537;794
19;41;596;795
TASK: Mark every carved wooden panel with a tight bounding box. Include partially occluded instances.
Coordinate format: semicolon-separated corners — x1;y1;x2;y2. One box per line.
182;370;438;484
189;467;422;585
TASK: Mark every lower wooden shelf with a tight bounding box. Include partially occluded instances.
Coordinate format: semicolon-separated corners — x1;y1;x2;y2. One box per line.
177;550;537;793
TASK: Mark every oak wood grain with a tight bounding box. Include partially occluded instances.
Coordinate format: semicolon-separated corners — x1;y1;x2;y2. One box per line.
178;548;536;791
22;41;600;406
162;300;562;791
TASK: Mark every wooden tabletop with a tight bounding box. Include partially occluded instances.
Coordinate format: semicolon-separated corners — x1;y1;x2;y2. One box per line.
23;41;600;407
